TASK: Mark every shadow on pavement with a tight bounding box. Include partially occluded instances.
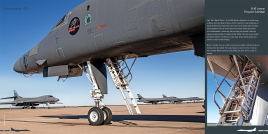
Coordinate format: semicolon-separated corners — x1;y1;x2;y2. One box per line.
40;114;205;123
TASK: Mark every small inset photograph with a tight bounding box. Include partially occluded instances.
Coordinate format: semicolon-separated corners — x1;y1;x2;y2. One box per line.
207;55;268;126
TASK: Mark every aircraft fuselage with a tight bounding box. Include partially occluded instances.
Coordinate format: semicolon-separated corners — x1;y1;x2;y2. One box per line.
13;0;205;74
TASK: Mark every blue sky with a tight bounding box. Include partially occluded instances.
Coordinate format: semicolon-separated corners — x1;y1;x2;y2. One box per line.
0;0;205;108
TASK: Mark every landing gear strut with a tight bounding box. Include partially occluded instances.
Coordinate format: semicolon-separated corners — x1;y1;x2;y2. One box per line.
79;56;141;125
22;103;30;109
79;61;112;126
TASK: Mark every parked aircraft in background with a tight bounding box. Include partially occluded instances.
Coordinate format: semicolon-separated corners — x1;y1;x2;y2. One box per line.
13;0;205;125
137;94;203;104
162;94;204;103
0;90;61;109
137;94;169;104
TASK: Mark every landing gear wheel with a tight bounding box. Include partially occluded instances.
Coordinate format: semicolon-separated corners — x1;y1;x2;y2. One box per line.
102;107;112;125
88;107;104;126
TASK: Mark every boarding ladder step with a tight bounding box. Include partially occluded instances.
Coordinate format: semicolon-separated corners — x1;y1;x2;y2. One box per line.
226;120;238;122
106;58;141;115
224;110;241;114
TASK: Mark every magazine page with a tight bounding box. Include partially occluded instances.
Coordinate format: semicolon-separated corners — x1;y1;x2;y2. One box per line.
0;0;205;133
1;0;267;133
206;0;268;133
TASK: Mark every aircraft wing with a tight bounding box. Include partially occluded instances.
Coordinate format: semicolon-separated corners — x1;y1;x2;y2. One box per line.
22;100;60;104
0;101;17;104
0;96;15;100
180;98;203;101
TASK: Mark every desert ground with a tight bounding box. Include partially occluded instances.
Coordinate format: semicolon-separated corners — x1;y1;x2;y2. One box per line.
0;103;204;134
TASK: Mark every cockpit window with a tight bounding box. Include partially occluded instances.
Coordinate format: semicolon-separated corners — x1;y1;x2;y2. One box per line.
50;11;71;33
49;95;53;97
55;15;66;27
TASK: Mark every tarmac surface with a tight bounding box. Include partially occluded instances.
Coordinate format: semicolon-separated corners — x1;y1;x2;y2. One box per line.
0;103;204;134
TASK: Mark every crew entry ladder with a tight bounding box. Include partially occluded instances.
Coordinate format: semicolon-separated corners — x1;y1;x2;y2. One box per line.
106;57;141;115
208;55;261;126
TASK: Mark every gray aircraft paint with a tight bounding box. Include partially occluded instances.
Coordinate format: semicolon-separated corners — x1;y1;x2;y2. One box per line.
0;90;60;107
13;0;204;74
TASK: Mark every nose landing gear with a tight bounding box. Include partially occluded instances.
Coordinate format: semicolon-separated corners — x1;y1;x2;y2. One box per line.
80;56;140;126
79;61;113;126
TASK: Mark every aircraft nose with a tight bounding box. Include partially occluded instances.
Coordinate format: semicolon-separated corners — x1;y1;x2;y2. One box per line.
55;98;60;101
13;57;23;73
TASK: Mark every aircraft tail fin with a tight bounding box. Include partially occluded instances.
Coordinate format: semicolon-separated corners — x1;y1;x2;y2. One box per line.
163;94;167;98
137;94;143;99
1;90;19;100
13;90;19;100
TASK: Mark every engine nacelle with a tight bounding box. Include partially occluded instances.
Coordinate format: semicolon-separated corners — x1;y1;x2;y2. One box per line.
12;104;21;106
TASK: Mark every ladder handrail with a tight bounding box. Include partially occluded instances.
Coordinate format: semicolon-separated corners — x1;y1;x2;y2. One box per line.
118;55;137;83
207;57;225;103
223;61;250;109
230;62;249;97
233;55;248;100
213;64;235;109
248;74;261;120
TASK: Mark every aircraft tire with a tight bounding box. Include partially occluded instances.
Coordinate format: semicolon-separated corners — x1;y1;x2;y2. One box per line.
88;107;104;126
101;107;112;125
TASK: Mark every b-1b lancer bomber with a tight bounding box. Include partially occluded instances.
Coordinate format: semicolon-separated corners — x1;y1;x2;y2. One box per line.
137;94;170;104
13;0;205;125
162;94;204;103
0;90;60;109
137;94;203;104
